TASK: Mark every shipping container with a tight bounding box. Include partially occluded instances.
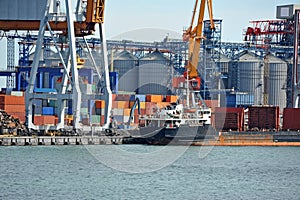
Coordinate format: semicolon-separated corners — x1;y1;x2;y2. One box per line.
0;95;25;105
42;107;55;115
117;101;129;108
10;112;26;123
130;94;146;102
248;106;280;130
214;107;245;132
33;115;56;125
165;95;178;103
146;95;163;103
282;108;300;130
226;93;254;107
0;105;25;113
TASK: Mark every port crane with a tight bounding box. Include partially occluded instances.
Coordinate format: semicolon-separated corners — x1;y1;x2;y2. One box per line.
183;0;215;91
0;0;112;133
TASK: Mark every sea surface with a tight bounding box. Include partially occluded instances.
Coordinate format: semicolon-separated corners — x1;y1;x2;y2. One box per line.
0;145;300;200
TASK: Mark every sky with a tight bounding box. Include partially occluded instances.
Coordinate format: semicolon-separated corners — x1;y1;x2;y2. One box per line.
104;0;300;42
0;0;299;72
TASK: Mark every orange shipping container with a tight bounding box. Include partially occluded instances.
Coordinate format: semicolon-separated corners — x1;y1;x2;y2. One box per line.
166;95;178;103
0;105;25;113
129;101;146;109
123;108;131;116
0;95;25;105
146;95;163;103
156;102;170;109
117;101;129;108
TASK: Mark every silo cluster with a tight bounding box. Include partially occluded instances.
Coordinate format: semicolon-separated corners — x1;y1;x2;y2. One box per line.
112;50;172;95
228;51;288;111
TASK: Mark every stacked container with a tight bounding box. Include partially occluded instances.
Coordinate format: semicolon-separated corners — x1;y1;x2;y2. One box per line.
0;94;25;122
248;106;280;131
282;108;300;131
214;107;245;132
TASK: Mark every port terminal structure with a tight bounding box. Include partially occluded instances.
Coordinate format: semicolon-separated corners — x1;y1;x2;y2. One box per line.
0;2;299;133
0;0;112;134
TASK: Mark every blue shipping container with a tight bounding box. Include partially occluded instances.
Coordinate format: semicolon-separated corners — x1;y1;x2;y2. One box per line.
226;93;254;107
130;94;146;102
42;107;55;115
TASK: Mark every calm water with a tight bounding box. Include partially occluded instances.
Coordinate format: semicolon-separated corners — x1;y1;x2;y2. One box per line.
0;145;300;200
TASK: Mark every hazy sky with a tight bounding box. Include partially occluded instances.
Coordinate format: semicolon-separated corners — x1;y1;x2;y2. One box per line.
105;0;299;42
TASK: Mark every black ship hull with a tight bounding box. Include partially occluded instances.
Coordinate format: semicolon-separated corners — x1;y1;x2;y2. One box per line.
124;124;217;145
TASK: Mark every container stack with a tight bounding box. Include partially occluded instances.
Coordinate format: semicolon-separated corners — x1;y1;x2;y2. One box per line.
111;94;178;127
214;107;245;132
282;108;300;131
248;106;280;131
0;94;26;123
32;99;56;126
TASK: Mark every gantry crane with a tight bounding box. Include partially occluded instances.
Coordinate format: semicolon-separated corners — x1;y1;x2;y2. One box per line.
183;0;215;90
0;0;112;133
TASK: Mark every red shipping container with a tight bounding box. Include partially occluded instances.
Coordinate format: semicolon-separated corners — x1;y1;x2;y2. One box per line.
112;101;118;109
0;95;25;105
214;107;244;131
115;94;131;101
134;114;139;123
140;109;146;115
282;108;300;130
165;95;178;103
10;112;26;123
95;100;105;109
100;115;105;126
248;106;279;130
172;76;186;88
34;116;56;125
146;95;163;103
111;94;117;101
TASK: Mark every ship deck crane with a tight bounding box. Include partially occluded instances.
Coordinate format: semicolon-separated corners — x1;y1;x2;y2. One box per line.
183;0;215;90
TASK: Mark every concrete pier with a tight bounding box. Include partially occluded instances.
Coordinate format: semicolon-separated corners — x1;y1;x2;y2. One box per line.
0;136;124;146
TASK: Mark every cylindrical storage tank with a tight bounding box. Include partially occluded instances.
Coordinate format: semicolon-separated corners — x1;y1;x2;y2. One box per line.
110;50;138;92
220;53;230;74
110;50;137;78
230;51;263;105
138;50;172;95
285;56;300;108
219;53;230;89
266;54;287;111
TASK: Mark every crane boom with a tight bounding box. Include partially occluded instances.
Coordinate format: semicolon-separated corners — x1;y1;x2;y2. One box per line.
183;0;215;81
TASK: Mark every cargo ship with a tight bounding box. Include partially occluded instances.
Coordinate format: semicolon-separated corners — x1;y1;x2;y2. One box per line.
125;102;217;145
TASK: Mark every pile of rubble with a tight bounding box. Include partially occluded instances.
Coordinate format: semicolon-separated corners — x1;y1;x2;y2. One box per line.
0;110;28;136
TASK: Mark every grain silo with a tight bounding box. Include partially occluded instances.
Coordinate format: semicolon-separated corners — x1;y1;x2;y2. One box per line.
220;53;230;74
110;50;137;78
137;50;172;95
219;53;231;89
229;51;264;105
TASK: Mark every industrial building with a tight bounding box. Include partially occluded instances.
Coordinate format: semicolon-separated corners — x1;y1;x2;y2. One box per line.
0;0;299;134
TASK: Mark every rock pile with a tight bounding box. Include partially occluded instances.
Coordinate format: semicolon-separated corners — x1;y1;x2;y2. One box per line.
0;110;28;136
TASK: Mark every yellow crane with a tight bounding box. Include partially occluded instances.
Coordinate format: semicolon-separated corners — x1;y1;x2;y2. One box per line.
183;0;215;89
